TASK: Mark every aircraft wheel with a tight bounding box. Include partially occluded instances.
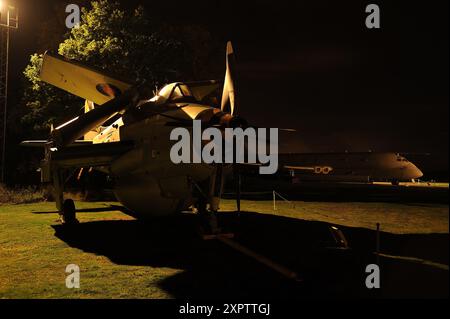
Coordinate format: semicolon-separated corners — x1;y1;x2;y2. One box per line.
61;199;79;225
391;179;400;186
195;199;214;233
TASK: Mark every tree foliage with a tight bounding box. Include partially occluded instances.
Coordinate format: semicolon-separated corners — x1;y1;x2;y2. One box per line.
7;0;221;185
21;0;219;135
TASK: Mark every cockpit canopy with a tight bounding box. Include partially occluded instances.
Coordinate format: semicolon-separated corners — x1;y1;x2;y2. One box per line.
152;81;222;106
396;154;410;162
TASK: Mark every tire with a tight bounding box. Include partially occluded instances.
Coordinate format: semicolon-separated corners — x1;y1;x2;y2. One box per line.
62;199;78;224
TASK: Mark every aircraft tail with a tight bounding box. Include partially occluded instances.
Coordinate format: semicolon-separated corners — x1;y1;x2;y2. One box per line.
83;100;104;141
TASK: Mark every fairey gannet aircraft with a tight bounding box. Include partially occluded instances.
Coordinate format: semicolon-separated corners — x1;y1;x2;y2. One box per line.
22;42;255;227
24;41;412;229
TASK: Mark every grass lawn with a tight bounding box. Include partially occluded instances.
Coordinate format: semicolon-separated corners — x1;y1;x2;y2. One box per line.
221;200;449;234
0;199;448;298
0;202;180;299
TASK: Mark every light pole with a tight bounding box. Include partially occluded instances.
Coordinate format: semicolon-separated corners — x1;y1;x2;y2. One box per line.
0;1;18;183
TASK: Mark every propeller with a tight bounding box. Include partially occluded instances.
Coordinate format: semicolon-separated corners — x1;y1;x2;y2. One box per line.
221;41;237;116
218;42;243;219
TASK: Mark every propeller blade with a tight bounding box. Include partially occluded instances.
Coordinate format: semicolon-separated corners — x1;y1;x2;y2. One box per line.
280;128;297;132
248;125;296;133
145;111;193;125
221;41;237;115
164;122;194;127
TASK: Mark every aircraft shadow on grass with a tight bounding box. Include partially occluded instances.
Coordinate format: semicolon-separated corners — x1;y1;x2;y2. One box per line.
32;205;132;215
52;211;449;299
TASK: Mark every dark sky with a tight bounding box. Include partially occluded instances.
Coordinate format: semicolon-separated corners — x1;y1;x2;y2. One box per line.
7;0;450;171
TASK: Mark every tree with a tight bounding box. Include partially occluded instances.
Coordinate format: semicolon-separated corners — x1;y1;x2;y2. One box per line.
12;0;220;184
21;0;219;134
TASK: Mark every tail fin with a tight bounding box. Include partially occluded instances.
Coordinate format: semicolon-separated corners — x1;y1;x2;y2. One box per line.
83;100;103;141
84;100;95;113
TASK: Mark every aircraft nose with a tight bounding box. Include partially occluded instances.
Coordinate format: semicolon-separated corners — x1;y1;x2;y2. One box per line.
409;163;424;180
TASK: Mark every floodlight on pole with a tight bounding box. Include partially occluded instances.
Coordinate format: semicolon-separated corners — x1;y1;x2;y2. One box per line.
0;2;18;183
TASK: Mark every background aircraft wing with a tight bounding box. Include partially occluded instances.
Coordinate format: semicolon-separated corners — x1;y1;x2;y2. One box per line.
40;52;133;105
283;165;316;172
20;140;93;148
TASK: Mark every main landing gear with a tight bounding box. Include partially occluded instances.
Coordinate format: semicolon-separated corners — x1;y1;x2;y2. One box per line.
52;167;79;225
60;199;79;225
191;167;235;239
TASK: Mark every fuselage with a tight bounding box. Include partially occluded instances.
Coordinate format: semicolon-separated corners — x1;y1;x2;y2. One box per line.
90;82;226;218
281;152;423;183
86;82;424;217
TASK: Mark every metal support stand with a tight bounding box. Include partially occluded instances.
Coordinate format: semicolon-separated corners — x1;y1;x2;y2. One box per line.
0;27;9;183
0;4;18;183
207;165;224;234
52;167;64;212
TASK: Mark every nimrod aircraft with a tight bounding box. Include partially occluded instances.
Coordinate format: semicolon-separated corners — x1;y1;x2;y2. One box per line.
22;42;280;228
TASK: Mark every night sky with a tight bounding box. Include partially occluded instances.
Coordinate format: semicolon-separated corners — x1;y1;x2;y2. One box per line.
7;0;449;174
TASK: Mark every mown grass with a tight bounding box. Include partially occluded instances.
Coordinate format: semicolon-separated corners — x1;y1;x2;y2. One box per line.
0;202;180;299
0;199;448;298
221;199;449;234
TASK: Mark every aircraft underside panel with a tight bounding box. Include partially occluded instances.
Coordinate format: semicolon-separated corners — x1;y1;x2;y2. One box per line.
114;174;193;218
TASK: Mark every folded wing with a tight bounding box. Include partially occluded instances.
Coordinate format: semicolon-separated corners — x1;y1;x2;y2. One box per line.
40;52;133;105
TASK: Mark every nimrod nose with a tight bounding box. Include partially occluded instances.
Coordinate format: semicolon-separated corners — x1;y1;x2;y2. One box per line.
410;163;424;179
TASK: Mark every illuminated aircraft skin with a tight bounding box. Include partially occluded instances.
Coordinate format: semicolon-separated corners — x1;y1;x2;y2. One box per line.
22;42;244;224
282;152;423;184
21;43;420;225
